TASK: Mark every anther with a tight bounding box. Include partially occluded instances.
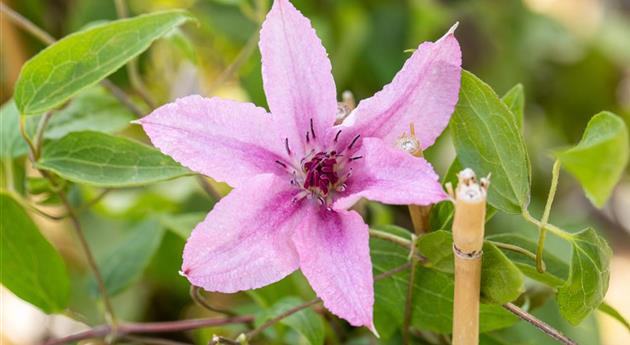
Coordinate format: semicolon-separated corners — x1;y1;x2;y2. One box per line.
349;156;363;161
310;118;316;139
348;134;361;150
306;131;310;143
334;130;342;143
285;138;291;155
275;160;287;168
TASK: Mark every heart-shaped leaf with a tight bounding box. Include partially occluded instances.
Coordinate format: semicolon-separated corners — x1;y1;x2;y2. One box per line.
555;111;629;208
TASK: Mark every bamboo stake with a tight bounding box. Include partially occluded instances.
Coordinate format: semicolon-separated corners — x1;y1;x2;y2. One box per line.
450;168;490;345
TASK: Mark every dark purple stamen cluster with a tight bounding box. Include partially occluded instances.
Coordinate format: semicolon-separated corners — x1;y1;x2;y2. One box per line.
303;151;339;196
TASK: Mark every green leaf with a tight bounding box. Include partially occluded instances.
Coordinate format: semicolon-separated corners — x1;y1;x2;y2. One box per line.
501;83;525;129
259;297;325;345
14;10;193;114
555;111;629;208
91;219;165;296
43;86;135;139
557;227;612;325
0;100;37;158
598;302;630;333
158;212;206;238
417;230;524;304
0;192;70;312
481;243;525;304
417;230;453;273
450;71;531;213
486;233;569;287
371;227;517;338
36;131;191;187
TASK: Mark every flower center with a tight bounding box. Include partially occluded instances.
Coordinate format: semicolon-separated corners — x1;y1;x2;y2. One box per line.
275;122;363;207
302;151;340;196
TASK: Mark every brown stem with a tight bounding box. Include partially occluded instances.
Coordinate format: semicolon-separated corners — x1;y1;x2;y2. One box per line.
190;286;237;317
245;262;413;341
54;184;118;327
17;113;119;328
122;335;193;345
43;316;255;345
0;3;55;44
245;298;321;340
18;115;37;160
46;262;413;345
33;112;52;156
242;263;413;343
0;3;144;118
503;303;577;345
196;175;221;200
100;79;145;118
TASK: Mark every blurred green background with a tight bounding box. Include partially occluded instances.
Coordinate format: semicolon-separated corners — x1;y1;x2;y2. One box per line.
1;0;629;344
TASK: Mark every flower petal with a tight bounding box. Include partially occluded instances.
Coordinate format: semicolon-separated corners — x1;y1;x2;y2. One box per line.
334;138;447;209
136;95;287;188
259;0;337;155
340;25;461;149
293;207;375;331
181;174;303;293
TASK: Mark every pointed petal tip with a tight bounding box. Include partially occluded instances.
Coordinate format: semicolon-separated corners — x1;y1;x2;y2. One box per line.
438;22;459;41
130;119;142;125
367;322;380;338
448;21;460;35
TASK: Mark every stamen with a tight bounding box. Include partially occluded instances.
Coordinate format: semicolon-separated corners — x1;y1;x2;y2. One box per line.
348;134;361;150
310;118;316;139
306;131;310;143
275;160;287;168
349;156;363;161
334;130;342;143
285;138;291;155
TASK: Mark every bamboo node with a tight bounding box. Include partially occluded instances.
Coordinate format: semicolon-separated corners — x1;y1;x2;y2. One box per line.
453;243;483;259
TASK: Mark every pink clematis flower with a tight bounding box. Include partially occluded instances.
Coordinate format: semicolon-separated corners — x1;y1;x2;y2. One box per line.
137;0;461;332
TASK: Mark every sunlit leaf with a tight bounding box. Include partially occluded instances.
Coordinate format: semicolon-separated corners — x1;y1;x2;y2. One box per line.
451;71;531;213
37;131;191;187
557;227;612;325
91;219;166;296
0;192;70;313
14;10;193;114
555;111;629;208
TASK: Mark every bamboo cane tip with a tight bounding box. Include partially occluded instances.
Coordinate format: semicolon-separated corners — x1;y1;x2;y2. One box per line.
456;168;490;203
